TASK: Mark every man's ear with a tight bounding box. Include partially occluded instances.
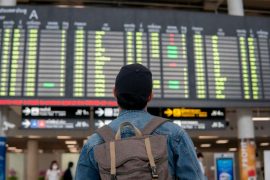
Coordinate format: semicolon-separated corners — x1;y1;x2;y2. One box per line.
147;92;153;102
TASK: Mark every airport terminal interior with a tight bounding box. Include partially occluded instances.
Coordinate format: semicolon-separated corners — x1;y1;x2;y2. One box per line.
0;0;270;180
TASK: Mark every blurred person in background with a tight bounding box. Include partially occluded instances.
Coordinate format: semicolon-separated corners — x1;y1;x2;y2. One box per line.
63;162;74;180
46;160;61;180
197;152;208;180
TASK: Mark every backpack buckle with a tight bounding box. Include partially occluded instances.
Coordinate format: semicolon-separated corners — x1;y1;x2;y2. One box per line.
151;166;158;179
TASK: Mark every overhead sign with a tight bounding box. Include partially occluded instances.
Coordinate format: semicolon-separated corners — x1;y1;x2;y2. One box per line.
94;107;119;119
162;108;225;120
21;106;90;129
93;107;118;129
95;120;113;129
93;107;226;130
93;107;160;128
172;120;225;130
162;107;226;130
93;107;118;128
22;106;90;118
93;107;160;119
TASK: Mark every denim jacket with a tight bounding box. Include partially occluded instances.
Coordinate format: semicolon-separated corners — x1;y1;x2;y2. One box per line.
76;110;203;180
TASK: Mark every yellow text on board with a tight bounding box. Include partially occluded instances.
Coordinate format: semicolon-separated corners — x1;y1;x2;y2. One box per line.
164;108;208;118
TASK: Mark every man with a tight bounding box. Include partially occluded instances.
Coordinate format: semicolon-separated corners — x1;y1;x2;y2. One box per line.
63;162;74;180
197;152;206;178
76;64;203;179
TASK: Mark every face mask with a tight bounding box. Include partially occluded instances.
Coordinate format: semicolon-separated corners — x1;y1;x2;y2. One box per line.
52;164;58;170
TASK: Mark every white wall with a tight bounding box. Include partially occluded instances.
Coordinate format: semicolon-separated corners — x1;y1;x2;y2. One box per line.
61;153;80;178
6;152;66;180
264;151;270;180
38;151;63;174
7;153;25;180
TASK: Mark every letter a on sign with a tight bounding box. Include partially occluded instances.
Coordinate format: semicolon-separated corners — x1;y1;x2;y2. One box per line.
29;10;38;20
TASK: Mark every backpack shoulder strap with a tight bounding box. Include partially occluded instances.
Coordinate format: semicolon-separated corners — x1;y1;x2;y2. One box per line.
95;125;115;142
142;116;168;135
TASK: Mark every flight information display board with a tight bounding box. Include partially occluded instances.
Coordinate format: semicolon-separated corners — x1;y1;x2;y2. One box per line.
0;6;270;107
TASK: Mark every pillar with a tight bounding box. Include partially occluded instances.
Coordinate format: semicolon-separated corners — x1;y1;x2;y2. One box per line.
0;0;17;6
227;0;256;179
237;109;257;180
27;140;38;180
237;109;255;139
227;0;244;16
0;107;7;137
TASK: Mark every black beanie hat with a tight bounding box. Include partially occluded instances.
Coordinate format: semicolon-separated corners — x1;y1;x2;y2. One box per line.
115;64;152;109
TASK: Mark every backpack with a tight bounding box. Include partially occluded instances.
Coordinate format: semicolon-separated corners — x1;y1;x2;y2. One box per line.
94;117;173;180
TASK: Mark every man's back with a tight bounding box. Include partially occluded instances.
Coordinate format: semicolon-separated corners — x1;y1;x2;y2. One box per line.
63;168;73;180
76;110;203;179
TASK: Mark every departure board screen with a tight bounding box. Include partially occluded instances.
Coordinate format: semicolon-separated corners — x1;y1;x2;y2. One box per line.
0;6;270;107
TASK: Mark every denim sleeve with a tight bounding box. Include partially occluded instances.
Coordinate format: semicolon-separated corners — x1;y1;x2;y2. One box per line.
173;129;204;180
75;144;100;180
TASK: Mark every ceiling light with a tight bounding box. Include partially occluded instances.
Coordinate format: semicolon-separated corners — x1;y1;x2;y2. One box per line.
8;147;17;151
74;5;85;8
70;149;79;153
14;149;23;153
57;5;70;8
199;136;219;139
229;148;237;152
29;135;41;139
216;140;229;144
200;144;211;148
57;136;71;140
260;142;270;146
69;147;78;151
39;149;44;154
15;136;24;138
69;147;79;153
252;117;270;121
67;145;76;148
65;141;77;145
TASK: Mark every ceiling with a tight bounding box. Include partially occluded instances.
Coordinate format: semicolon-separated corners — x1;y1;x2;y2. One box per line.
15;0;270;16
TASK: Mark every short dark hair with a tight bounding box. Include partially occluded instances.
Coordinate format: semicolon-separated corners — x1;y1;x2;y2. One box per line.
115;64;152;110
116;93;149;110
197;152;204;158
68;162;74;168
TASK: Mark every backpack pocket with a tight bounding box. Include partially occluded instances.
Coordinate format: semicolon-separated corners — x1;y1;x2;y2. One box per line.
94;135;172;180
